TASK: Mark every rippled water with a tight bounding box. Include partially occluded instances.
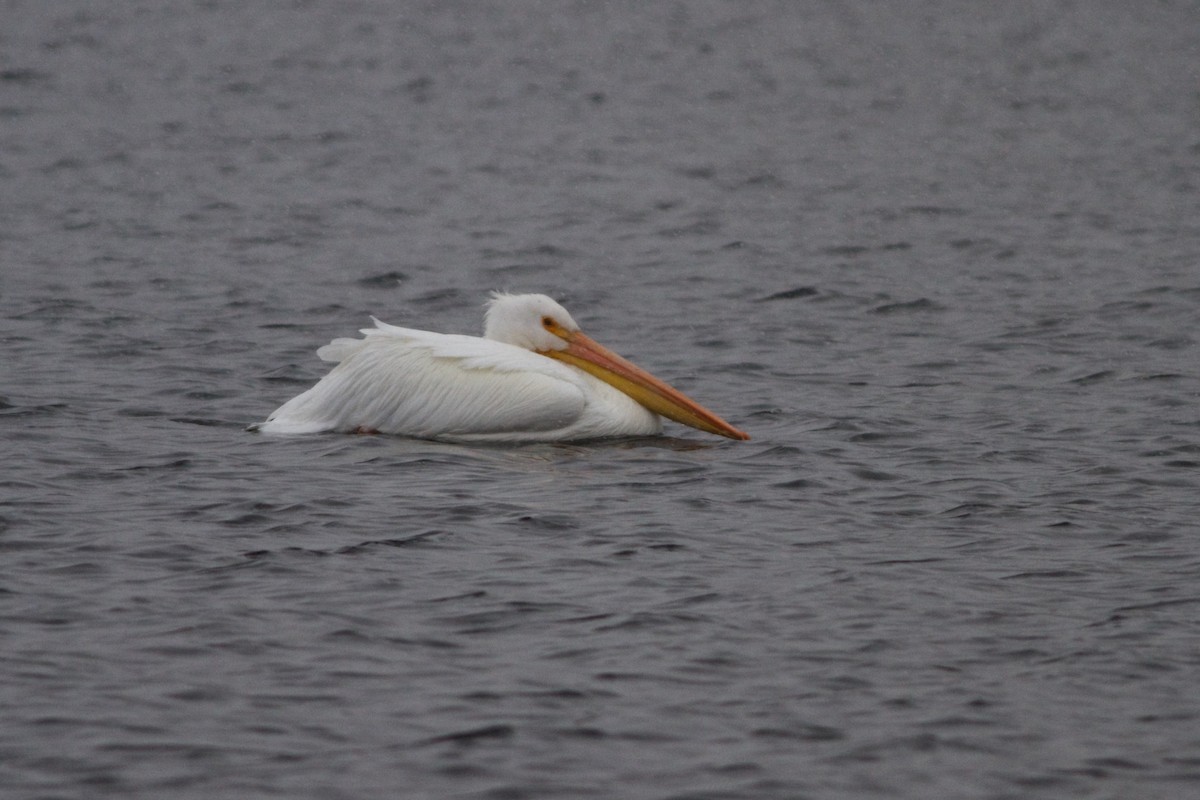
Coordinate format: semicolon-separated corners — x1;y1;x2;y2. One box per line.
4;3;1200;798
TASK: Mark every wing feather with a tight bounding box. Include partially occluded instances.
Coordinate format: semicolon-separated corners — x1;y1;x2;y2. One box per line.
259;328;589;439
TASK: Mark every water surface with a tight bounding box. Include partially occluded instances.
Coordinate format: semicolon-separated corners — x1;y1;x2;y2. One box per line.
3;3;1199;798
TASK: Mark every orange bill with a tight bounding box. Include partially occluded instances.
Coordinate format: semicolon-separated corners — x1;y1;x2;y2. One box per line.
541;328;750;441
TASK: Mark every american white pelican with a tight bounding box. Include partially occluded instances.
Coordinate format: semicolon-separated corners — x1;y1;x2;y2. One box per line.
255;293;749;442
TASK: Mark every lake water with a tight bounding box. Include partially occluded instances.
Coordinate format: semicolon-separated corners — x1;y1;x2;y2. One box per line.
3;3;1200;798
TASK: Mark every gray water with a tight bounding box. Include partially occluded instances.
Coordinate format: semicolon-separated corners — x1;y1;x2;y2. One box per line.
3;2;1200;798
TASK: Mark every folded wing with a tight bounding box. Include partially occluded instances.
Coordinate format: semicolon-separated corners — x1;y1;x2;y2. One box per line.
258;319;588;439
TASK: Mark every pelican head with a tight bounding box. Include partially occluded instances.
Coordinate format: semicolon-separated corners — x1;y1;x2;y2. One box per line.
484;292;579;351
483;292;749;441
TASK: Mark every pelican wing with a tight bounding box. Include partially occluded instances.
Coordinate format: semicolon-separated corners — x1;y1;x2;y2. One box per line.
258;320;589;439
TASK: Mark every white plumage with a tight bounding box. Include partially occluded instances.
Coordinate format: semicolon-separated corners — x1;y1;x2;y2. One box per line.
255;293;747;443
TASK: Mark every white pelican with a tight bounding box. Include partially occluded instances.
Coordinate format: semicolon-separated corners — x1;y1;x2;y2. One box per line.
254;293;749;442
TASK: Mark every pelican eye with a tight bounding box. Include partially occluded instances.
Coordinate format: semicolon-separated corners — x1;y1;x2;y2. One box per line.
541;316;555;329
